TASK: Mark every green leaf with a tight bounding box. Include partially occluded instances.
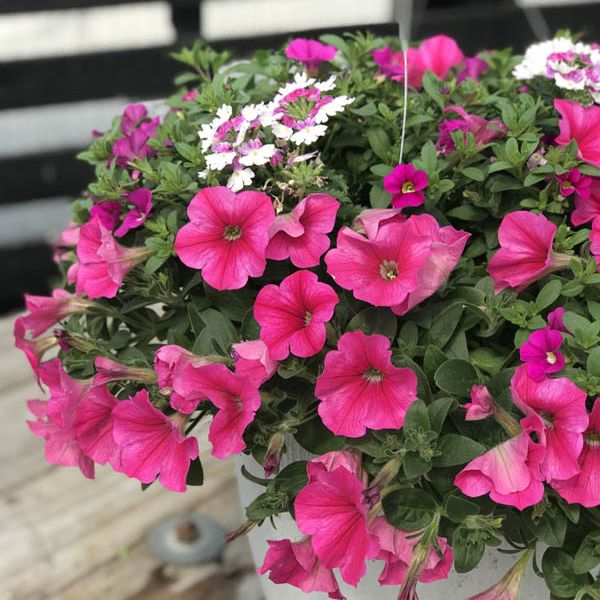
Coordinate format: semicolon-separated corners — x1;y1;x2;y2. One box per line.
421;71;444;109
428;397;454;434
433;434;486;467
191;308;237;355
403;400;431;432
295;418;346;455
587;347;600;377
369;181;391;208
420;140;438;173
542;548;591;598
445;495;480;523
461;166;485;182
366;127;391;161
452;527;486;572
536;280;563;311
434;359;478;396
186;458;204;486
574;532;600;574
274;461;308;497
348;306;398;340
403;452;432;478
351;102;378;117
533;508;567;547
428;304;464;349
382;488;437;531
423;345;447;380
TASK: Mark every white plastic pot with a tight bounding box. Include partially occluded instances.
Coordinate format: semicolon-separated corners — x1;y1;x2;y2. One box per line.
235;441;550;600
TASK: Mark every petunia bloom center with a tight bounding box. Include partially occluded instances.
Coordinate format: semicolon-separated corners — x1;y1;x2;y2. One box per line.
585;432;600;447
546;351;557;365
401;181;415;193
363;366;385;383
224;225;242;241
379;260;399;281
304;311;313;326
540;411;555;429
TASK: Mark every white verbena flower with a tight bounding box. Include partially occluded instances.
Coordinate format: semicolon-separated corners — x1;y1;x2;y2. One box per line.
227;168;255;191
238;142;276;167
205;151;236;171
290;125;328;145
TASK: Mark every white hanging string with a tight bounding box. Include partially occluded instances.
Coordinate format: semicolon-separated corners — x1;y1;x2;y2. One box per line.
395;0;413;164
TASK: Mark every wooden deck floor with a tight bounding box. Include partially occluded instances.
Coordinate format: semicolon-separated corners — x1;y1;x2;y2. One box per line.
0;314;262;600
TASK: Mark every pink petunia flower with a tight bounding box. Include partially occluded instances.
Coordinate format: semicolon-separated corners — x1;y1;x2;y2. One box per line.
352;208;406;239
181;88;199;102
21;290;91;337
467;550;532;600
590;217;600;271
254;270;339;361
76;217;152;299
372;35;464;89
325;220;432;307
454;416;545;510
111;389;199;492
488;210;571;293
511;365;588;482
266;193;339;267
294;463;379;586
556;168;592;199
307;449;365;483
457;56;489;84
112;129;157;169
176;363;261;459
390;214;470;316
27;359;94;478
552;399;600;507
315;331;417;437
258;537;344;599
285;38;338;73
174;186;275;290
73;384;122;471
90;201;121;231
465;384;496;421
114;188;153;238
571;178;600;225
232;339;277;386
555;99;600;169
370;518;453;586
519;327;565;381
53;221;80;265
94;356;157;386
437;105;507;154
383;164;429;209
120;103;158;136
547;306;569;333
14;318;58;380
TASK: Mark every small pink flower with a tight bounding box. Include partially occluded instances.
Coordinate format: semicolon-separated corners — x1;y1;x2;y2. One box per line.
547;306;569;333
114;188;153;238
370;518;453;586
454;418;545;510
174;186;275;290
254;270;339;361
465;385;495;421
53;221;80;264
308;450;365;483
316;331;417;438
519;327;565;381
437;105;506;154
112;129;157;168
511;365;588;482
553;399;600;507
181;89;199;102
390;214;470;316
590;217;600;270
90;201;121;231
73;385;122;471
266;193;339;267
120;103;157;136
488;211;571;293
325;221;432;307
27;359;94;478
383;164;428;209
232;339;277;386
372;46;423;86
14;319;58;380
285;38;337;72
258;537;344;599
457;56;489;84
571;178;600;225
111;389;199;492
556;168;592;199
352;208;406;239
94;356;156;386
176;363;261;459
76;217;151;299
21;290;90;337
295;464;378;586
555;99;600;169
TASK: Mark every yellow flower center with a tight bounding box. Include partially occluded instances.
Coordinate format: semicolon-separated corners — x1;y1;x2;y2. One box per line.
224;225;242;241
402;181;415;193
380;260;399;281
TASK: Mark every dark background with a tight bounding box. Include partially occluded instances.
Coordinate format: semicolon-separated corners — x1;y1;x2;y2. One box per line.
2;0;600;314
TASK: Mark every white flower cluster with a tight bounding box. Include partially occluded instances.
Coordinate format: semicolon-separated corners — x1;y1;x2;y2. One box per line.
513;37;600;102
197;74;353;191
